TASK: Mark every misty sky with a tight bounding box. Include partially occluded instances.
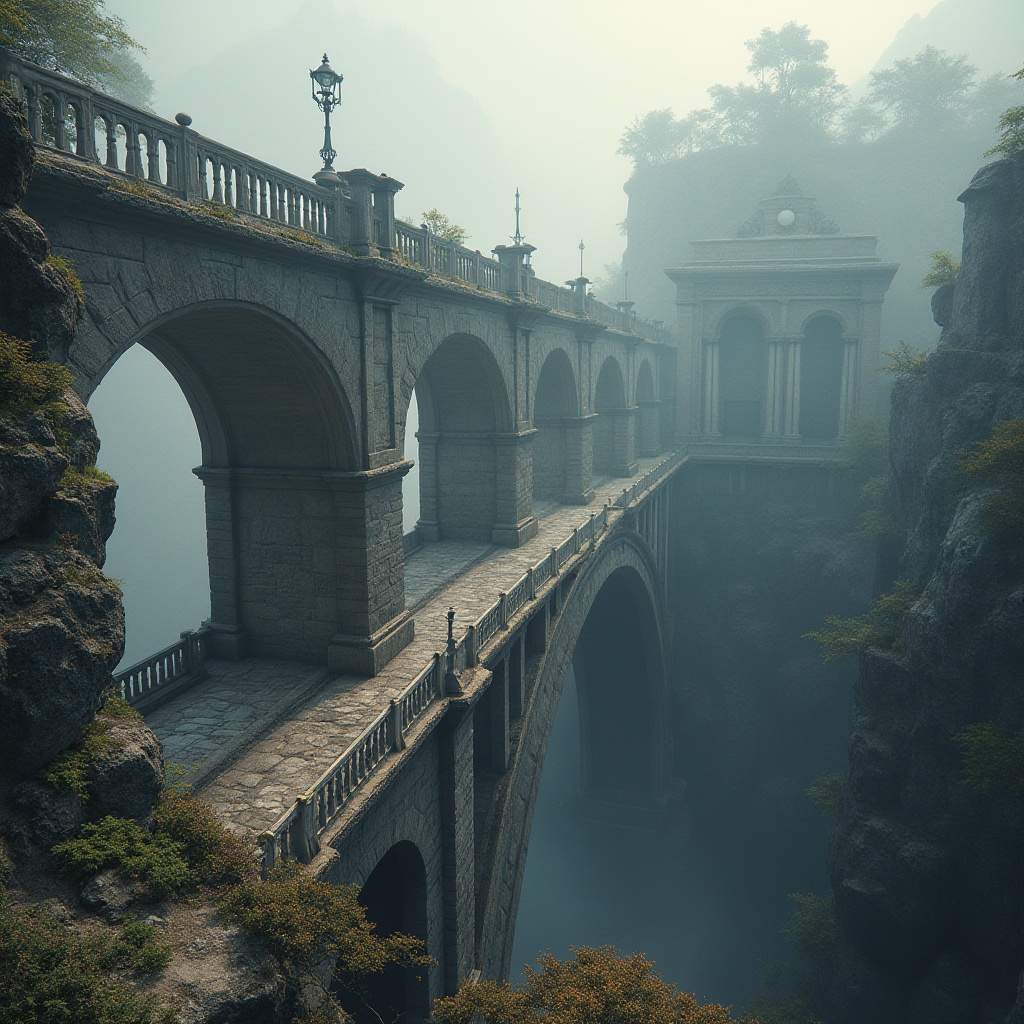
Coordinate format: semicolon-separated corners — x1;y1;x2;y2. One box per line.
102;0;960;287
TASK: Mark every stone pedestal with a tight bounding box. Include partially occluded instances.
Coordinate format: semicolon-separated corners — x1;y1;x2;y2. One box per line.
563;413;596;504
492;430;538;546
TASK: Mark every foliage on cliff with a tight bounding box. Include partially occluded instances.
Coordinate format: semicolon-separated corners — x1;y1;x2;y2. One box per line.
921;249;960;288
0;889;176;1024
956;723;1024;804
433;945;760;1024
0;330;71;414
826;418;896;538
985;66;1024;157
803;581;916;662
959;415;1024;534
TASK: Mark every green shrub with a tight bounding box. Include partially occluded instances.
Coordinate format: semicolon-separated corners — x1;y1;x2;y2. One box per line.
956;722;1024;804
921;249;959;288
219;862;428;977
0;890;178;1023
45;252;86;306
782;894;838;962
803;581;917;662
151;788;255;888
878;339;927;377
806;773;843;819
0;332;72;415
52;817;192;899
960;417;1024;535
60;464;116;491
985;68;1024;157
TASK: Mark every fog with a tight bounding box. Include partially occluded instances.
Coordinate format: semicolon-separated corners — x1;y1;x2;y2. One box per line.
82;0;1019;1012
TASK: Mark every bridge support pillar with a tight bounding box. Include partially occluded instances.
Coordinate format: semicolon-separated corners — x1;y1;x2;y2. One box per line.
439;705;477;993
491;430;538;547
610;406;639;477
562;413;596;504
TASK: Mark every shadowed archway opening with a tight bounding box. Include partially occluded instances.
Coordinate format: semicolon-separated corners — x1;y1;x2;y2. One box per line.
799;315;844;440
532;349;579;505
88;303;360;664
573;565;663;805
593;357;626;476
412;333;514;542
337;841;430;1024
719;315;766;438
635;358;659;456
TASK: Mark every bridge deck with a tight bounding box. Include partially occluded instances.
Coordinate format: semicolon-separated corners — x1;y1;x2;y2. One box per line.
146;455;675;836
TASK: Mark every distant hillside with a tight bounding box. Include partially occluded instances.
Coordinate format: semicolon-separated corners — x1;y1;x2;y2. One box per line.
618;121;1000;361
873;0;1021;76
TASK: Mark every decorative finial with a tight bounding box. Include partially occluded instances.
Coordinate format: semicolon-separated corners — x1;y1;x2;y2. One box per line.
579;239;585;278
512;187;523;246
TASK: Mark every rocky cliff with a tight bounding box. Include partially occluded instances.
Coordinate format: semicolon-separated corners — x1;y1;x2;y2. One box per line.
828;151;1024;1023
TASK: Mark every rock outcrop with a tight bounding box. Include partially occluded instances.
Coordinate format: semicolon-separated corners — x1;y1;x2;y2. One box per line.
828;151;1024;1024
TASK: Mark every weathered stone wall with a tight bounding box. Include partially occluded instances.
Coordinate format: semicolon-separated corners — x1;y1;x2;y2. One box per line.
828;151;1024;1024
532;424;567;501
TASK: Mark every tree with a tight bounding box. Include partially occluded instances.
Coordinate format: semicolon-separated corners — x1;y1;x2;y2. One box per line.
618;108;684;168
0;0;153;106
432;945;760;1024
985;66;1024;158
868;46;976;132
421;207;468;245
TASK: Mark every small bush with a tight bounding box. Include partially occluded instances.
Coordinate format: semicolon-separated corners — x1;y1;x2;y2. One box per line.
60;464;117;491
52;817;192;899
151;788;255;888
279;229;325;248
806;773;843;819
195;200;235;220
803;581;917;663
921;249;959;288
108;178;160;201
0;332;72;415
219;863;429;977
960;417;1024;534
878;339;927;377
0;891;178;1023
956;722;1024;804
985;67;1024;158
782;894;838;963
45;252;86;306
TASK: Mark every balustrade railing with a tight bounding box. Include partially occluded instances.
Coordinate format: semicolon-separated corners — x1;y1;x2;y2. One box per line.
2;51;669;344
116;627;210;708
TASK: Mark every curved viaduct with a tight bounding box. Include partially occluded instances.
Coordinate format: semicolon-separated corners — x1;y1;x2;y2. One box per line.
12;52;680;1020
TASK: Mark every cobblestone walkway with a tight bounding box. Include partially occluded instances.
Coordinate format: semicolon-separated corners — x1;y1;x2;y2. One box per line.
146;455;671;835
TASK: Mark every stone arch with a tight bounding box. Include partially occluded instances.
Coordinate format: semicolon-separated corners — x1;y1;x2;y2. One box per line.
336;840;430;1024
799;313;845;440
717;312;767;438
635;358;660;456
476;527;670;978
532;348;580;505
83;301;373;666
635;358;655;403
412;333;525;544
593;356;628;476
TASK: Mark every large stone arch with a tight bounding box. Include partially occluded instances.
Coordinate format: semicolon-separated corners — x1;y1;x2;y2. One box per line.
475;527;670;978
799;313;845;440
532;347;581;505
411;333;534;545
337;840;432;1024
717;311;767;438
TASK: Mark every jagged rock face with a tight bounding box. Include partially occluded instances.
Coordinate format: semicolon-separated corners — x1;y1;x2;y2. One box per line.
86;713;164;822
0;86;126;776
829;151;1024;1024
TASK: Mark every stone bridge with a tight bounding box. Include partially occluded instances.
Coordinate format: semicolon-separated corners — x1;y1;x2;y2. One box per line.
7;52;682;1016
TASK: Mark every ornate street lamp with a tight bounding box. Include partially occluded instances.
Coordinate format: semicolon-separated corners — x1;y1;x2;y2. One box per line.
309;53;344;187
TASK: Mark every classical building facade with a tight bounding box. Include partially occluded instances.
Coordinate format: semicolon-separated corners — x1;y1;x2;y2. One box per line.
666;179;898;450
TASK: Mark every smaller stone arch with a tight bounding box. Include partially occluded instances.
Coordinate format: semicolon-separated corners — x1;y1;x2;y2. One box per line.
412;333;534;545
335;840;430;1024
532;348;581;505
635;358;660;457
710;303;774;343
593;356;635;477
799;313;845;440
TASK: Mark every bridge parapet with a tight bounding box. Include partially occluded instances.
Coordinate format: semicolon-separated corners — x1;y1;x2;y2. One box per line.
3;51;671;346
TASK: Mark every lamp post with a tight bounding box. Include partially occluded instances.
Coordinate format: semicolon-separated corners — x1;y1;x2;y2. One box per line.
309;53;343;187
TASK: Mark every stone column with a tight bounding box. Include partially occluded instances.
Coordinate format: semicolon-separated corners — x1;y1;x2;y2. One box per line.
783;337;802;438
340;169;377;255
702;340;719;434
415;431;440;542
194;467;246;660
491;430;538;546
610;407;638;477
562;413;596;504
764;338;786;436
838;337;860;435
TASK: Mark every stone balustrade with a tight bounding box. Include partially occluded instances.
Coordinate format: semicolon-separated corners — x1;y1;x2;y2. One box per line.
2;50;671;345
115;627;210;711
